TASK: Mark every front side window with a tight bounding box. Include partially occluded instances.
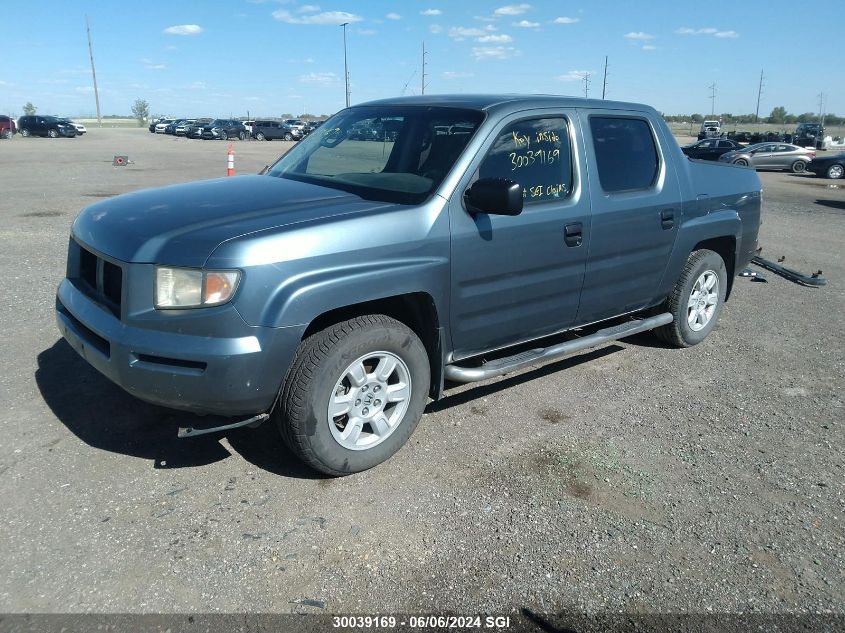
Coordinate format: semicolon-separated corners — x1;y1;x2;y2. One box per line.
268;106;483;204
476;117;573;205
590;116;659;193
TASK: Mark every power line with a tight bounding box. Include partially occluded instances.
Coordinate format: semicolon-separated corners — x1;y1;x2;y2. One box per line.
707;82;717;116
85;15;102;127
340;23;350;107
582;72;591;98
422;41;428;95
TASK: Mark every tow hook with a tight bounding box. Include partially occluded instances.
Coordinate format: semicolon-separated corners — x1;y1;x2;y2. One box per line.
177;413;269;438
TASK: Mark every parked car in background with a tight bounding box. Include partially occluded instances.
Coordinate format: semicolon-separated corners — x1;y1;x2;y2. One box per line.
252;120;302;141
242;120;255;134
283;119;307;133
187;119;212;138
164;119;186;135
303;120;325;135
155;119;175;134
718;142;814;172
200;119;247;140
175;119;197;136
17;115;78;138
682;138;744;161
60;119;86;135
793;122;824;148
697;119;722;140
149;117;166;133
0;115;16;139
806;151;845;179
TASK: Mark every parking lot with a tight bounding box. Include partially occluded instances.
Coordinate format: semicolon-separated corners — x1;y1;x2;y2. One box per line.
0;129;843;616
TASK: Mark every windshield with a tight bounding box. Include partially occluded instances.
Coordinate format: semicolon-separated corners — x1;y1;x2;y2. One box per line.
268;106;484;204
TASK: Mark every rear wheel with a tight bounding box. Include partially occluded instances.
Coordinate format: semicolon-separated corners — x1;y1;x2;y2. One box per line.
826;164;844;179
733;158;748;166
276;315;430;476
219;131;228;141
654;249;727;348
47;129;58;138
238;131;246;140
1;129;12;140
791;160;807;173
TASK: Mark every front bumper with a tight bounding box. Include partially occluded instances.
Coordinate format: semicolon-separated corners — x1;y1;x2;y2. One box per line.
55;278;303;416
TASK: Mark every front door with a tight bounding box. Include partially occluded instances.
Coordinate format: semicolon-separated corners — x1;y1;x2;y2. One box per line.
449;111;590;360
577;111;682;323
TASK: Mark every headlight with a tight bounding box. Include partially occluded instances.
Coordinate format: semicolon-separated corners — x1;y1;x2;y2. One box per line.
155;267;240;309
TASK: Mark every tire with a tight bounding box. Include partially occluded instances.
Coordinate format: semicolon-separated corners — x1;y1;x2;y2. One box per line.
20;129;30;137
733;158;748;166
276;315;430;476
284;133;293;141
1;129;12;140
791;160;807;173
238;131;246;140
826;164;844;179
255;132;265;141
654;249;727;348
219;131;228;141
48;129;58;138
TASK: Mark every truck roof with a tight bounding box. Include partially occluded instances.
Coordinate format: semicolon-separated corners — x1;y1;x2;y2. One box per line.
356;94;657;114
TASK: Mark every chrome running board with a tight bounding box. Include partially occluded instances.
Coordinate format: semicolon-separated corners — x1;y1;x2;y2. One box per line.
444;313;673;383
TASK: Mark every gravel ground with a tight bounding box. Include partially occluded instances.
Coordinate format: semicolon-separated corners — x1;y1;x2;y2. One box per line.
0;129;842;620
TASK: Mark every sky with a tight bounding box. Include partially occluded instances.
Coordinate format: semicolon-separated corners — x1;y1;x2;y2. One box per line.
2;0;842;120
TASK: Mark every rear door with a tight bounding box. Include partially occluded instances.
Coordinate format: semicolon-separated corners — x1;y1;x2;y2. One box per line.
449;109;590;359
577;110;682;323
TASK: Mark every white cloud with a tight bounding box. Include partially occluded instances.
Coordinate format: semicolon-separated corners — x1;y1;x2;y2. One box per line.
141;59;167;70
676;26;738;38
624;31;654;41
429;24;443;34
420;8;442;16
442;71;474;79
163;24;203;35
513;20;539;28
477;33;512;43
552;17;579;24
449;26;486;40
188;81;207;90
298;4;320;12
642;44;657;50
273;10;363;25
557;69;590;81
471;45;518;60
299;71;339;86
386;12;401;20
356;28;377;35
494;4;531;16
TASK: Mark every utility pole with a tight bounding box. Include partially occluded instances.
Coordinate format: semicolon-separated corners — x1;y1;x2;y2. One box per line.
817;92;825;126
601;56;608;100
754;70;764;123
340;22;350;107
708;82;717;116
421;41;428;95
582;72;591;98
85;15;102;126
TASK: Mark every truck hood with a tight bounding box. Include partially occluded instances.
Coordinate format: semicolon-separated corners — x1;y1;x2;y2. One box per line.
72;175;391;266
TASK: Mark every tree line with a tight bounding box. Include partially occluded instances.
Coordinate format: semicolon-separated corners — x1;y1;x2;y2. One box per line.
664;107;842;127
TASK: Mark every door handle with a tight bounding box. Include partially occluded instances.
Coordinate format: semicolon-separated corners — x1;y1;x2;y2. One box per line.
564;222;582;247
660;209;675;230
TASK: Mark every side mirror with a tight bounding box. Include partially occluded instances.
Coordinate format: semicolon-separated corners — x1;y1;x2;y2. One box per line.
464;178;523;216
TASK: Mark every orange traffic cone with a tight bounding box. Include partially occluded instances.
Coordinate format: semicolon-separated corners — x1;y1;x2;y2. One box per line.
227;143;235;176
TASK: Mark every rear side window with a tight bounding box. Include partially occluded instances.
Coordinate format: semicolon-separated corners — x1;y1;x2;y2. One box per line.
477;117;573;205
589;116;659;193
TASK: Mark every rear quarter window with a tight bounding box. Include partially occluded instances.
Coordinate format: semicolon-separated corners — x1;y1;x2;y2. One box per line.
589;116;659;193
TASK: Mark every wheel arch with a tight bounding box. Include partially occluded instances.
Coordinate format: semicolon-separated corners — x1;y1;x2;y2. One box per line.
692;236;737;299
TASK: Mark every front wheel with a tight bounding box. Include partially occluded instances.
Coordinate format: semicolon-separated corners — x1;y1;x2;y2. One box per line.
255;132;265;141
20;129;30;137
654;249;727;348
238;131;246;140
826;164;844;179
284;132;293;141
48;129;58;138
791;160;807;173
733;158;748;166
276;315;430;476
1;129;12;140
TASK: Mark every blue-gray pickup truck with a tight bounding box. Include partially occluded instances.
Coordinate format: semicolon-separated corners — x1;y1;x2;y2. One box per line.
57;95;761;475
